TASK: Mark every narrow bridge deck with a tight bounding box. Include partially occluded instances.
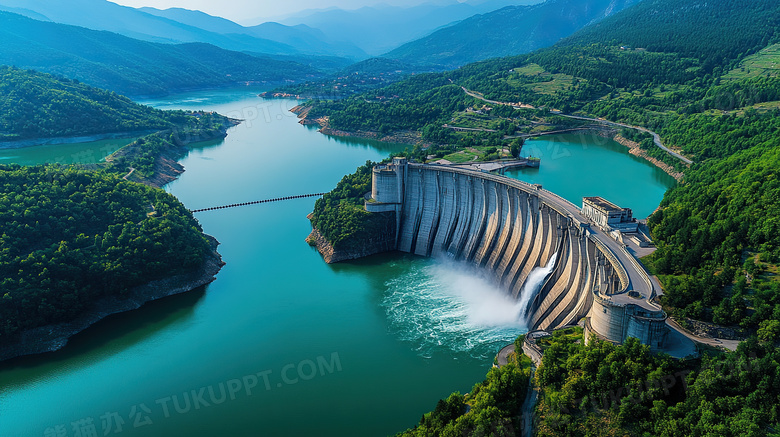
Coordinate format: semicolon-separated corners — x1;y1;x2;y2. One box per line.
190;193;326;213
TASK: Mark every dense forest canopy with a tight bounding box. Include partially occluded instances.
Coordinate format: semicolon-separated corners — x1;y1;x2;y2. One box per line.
397;357;531;435
309;161;395;252
0;66;234;342
0;66;189;141
407;329;780;437
0;165;210;341
534;331;780;436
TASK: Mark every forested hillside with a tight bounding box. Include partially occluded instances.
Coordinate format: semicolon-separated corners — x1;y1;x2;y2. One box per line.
309;161;396;252
407;328;780;436
0;165;210;341
267;58;441;100
386;0;640;68
306;0;780;334
0;11;319;96
0;66;187;141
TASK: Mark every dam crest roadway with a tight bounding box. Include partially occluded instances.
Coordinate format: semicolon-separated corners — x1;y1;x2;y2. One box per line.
366;158;697;357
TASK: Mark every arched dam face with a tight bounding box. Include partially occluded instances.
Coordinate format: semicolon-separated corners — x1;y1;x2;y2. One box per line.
366;159;669;350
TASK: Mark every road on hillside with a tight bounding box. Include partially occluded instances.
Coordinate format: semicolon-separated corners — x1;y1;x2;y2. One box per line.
458;86;693;165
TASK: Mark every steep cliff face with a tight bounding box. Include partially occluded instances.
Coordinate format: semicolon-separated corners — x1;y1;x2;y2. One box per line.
307;212;397;264
0;235;225;362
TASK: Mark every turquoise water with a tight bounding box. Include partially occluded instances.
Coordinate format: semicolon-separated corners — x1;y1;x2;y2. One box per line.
511;132;675;218
0;87;675;436
0;137;138;166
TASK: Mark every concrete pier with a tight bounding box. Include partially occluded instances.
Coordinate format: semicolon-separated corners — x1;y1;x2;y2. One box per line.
365;160;673;352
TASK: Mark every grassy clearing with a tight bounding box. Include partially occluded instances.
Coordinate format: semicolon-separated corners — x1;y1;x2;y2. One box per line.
450;112;502;130
442;150;479;163
727;100;780;115
723;43;780;81
505;63;577;96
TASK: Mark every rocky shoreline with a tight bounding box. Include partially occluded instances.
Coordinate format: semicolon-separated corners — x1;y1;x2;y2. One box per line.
612;134;685;182
612;134;685;181
291;104;686;180
107;118;241;188
305;214;396;264
291;105;424;145
0;235;225;362
306;227;357;264
0;130;159;150
0;118;241;363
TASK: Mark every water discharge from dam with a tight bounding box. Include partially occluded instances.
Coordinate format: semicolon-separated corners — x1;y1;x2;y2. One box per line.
383;258;527;359
516;252;558;323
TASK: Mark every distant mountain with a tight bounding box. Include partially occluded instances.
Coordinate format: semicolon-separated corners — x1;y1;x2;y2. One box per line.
0;0;364;59
139;7;367;59
0;3;46;20
0;11;320;97
385;0;641;68
267;57;443;100
279;0;541;56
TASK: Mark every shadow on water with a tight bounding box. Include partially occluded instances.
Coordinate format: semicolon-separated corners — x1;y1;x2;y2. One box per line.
311;249;418;315
186;137;227;153
323;135;409;155
0;286;208;378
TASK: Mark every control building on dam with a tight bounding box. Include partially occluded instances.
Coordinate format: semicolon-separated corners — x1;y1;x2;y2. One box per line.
365;158;669;351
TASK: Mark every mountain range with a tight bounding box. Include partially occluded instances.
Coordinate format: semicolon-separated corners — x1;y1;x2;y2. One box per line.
0;11;319;96
0;0;365;59
385;0;641;67
278;0;541;56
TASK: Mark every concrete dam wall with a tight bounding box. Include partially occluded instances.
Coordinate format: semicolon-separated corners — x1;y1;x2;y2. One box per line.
366;158;669;350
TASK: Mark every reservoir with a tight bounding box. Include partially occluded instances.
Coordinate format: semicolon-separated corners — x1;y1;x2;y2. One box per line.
0;87;675;436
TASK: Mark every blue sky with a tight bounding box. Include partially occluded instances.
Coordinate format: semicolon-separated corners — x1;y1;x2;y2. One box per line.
110;0;432;23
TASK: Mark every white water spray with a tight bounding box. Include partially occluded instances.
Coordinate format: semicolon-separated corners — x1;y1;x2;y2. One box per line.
516;252;558;322
382;259;529;358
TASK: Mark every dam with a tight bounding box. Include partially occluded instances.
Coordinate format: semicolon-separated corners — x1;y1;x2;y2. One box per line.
365;158;670;351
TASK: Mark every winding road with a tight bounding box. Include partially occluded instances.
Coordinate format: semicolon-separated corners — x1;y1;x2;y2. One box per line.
459;86;693;165
666;317;740;351
559;114;693;165
495;341;542;437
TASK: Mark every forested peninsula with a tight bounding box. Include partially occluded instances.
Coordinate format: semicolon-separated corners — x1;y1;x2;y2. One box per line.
0;67;234;360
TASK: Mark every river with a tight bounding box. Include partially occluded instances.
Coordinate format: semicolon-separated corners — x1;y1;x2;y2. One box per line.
0;87;675;437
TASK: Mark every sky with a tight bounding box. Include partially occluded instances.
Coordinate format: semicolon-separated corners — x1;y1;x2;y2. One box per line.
109;0;438;24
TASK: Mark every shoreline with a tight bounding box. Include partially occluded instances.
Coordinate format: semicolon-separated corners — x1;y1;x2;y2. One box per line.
291;105;423;145
0;235;225;363
306;215;395;264
0;117;240;363
107;118;242;188
292;106;684;179
612;134;685;181
0;130;160;150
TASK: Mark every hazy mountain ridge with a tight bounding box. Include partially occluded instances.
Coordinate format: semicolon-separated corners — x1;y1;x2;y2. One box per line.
279;0;542;55
386;0;641;67
139;7;368;59
0;11;320;97
0;0;364;59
